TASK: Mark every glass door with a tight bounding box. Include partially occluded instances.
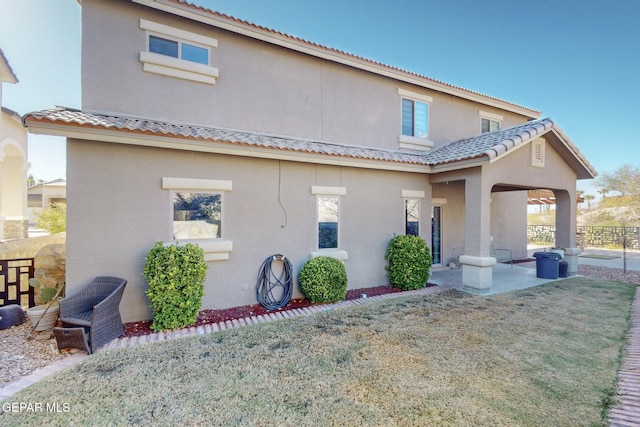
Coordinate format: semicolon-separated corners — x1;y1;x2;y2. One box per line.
431;206;442;266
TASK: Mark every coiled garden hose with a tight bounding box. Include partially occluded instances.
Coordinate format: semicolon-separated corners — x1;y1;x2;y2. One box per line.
256;254;292;310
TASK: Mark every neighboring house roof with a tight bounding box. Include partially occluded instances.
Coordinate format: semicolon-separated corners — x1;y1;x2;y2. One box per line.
0;48;18;83
2;106;22;121
23;107;596;179
28;178;67;190
134;0;540;120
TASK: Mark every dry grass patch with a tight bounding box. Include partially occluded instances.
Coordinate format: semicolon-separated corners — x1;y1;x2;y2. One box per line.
1;277;635;426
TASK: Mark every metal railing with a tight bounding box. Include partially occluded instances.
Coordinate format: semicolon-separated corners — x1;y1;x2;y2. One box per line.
527;225;640;250
0;258;36;308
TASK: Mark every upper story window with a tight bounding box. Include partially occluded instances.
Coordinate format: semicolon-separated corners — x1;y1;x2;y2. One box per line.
140;19;219;85
481;118;500;133
402;98;428;139
479;110;503;134
398;89;433;152
149;35;209;65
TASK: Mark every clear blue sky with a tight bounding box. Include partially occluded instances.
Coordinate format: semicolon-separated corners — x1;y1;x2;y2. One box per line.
1;0;638;197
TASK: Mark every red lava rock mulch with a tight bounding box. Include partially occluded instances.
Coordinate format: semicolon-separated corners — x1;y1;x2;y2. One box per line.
123;285;426;337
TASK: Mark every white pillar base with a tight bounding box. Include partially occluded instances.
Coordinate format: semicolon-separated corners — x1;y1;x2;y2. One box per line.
459;255;497;289
563;247;581;276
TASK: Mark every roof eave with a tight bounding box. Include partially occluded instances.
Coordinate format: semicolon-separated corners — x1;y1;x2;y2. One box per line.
23;117;433;174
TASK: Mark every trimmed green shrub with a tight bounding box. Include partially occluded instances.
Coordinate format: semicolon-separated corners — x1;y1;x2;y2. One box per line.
143;242;208;331
385;234;432;291
298;256;348;303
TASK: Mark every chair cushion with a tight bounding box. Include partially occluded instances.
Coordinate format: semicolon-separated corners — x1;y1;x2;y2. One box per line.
61;309;93;327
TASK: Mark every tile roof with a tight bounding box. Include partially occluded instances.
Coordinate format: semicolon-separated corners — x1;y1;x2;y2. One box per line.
423;118;597;177
23;107;431;165
159;0;539;118
424;119;554;165
23;107;596;177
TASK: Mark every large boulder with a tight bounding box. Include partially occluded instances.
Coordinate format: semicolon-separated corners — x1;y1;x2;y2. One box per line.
33;244;66;290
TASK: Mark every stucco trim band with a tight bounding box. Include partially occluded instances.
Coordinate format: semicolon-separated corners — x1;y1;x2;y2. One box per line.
162;177;232;192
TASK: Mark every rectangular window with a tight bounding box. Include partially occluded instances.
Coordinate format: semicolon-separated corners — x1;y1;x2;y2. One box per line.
173;192;221;239
405;199;420;236
481;118;500;133
149;35;209;65
402;98;429;139
318;197;339;249
149;35;178;58
182;43;209;65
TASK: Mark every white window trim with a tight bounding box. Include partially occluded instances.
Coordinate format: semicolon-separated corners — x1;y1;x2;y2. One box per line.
479;110;503;133
312;186;347;260
398;88;433;151
163;177;232;261
401;189;425;199
140;19;219;85
402;190;425;235
478;110;504;121
311;186;347;196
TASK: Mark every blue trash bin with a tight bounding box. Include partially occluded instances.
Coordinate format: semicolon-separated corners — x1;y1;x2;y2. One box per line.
533;252;562;279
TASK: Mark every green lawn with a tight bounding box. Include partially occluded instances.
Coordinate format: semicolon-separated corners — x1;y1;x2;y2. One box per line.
1;277;636;426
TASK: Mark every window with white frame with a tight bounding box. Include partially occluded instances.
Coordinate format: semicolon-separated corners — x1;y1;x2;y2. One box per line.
405;199;420;236
402;98;429;139
162;177;233;262
140;19;219;85
402;190;424;236
311;186;346;252
479;110;503;133
173;192;222;240
317;197;339;249
481;118;500;133
149;35;209;65
398;89;433;151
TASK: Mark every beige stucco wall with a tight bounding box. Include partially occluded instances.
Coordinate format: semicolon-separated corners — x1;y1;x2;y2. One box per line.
81;0;529;152
67;138;431;322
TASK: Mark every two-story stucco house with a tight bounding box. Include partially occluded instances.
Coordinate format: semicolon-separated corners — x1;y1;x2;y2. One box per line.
23;0;596;323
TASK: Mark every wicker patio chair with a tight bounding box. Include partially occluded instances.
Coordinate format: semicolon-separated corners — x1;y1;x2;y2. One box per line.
59;276;127;353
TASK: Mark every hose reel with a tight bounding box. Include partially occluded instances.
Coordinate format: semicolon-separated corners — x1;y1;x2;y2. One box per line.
256;254;292;310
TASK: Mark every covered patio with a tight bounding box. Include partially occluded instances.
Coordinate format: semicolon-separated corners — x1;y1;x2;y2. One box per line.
425;118;597;293
430;261;556;296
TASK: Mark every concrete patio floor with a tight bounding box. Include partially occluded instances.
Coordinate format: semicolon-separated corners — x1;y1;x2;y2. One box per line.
430;246;640;296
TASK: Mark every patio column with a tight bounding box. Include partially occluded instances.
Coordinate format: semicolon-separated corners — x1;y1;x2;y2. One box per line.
555;189;580;275
460;172;496;289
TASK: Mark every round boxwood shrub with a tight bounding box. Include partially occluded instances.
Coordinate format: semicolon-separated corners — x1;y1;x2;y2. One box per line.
298;256;348;303
385;234;432;291
143;242;208;331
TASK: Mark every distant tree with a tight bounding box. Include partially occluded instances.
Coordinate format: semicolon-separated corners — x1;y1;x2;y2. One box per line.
27;174;36;187
583;194;595;209
597;164;640;198
36;202;66;233
598;188;609;199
